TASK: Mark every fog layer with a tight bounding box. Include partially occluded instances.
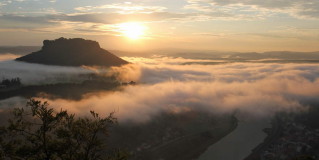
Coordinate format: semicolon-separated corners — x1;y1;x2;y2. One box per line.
1;56;319;122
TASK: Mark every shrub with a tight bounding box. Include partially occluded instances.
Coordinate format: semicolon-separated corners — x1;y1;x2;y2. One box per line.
0;99;128;160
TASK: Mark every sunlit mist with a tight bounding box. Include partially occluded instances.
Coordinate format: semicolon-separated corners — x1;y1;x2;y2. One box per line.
118;22;146;40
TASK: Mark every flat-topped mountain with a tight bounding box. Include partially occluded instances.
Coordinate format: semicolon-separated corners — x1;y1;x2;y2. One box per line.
16;37;128;66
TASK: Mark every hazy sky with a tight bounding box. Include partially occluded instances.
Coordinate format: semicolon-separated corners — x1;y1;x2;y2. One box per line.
0;0;319;52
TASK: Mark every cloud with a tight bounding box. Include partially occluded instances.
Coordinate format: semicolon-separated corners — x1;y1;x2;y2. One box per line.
1;57;318;123
61;12;198;24
0;14;57;27
41;66;318;122
185;0;319;19
0;14;65;34
0;60;95;85
74;2;167;14
118;57;319;84
0;53;20;61
0;10;195;27
0;2;6;7
16;57;319;122
0;12;198;35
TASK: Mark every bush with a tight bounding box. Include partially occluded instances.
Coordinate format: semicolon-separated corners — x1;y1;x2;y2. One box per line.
0;99;129;160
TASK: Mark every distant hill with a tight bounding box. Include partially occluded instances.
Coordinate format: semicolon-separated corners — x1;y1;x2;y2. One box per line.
167;51;319;60
16;37;128;66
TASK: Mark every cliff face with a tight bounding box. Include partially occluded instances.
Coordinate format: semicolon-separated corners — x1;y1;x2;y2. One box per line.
16;37;128;66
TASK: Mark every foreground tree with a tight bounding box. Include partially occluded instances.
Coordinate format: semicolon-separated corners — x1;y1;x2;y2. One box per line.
0;99;128;160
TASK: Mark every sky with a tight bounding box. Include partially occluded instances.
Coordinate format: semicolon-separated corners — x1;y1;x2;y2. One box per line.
0;0;319;52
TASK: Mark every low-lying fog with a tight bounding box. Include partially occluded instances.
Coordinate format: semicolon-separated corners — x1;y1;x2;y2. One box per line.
0;54;95;85
0;53;319;122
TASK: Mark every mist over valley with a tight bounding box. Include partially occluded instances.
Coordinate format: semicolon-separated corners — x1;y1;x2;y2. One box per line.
0;39;318;159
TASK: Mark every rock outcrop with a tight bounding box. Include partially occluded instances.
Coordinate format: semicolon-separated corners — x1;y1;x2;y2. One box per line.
16;37;128;66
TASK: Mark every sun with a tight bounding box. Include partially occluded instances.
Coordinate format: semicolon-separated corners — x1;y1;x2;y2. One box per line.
118;22;146;40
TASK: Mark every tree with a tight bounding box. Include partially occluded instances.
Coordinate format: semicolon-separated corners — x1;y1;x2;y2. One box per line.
0;77;21;87
0;99;129;160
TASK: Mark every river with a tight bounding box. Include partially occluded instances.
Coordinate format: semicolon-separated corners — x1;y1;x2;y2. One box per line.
197;117;271;160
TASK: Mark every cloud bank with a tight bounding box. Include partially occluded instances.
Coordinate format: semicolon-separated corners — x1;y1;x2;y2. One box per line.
0;56;318;122
35;57;319;122
186;0;319;19
0;60;94;85
0;53;20;61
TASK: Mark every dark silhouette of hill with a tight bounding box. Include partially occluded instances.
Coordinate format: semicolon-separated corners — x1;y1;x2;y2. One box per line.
15;37;128;66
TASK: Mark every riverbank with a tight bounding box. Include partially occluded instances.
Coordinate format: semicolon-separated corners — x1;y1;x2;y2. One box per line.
198;117;271;160
244;113;319;160
243;117;282;160
144;117;238;160
110;115;238;160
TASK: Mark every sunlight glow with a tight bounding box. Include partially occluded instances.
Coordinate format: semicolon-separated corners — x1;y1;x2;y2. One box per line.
118;22;146;40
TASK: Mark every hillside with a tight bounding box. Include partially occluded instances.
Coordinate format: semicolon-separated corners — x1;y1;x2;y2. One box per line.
15;37;128;66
